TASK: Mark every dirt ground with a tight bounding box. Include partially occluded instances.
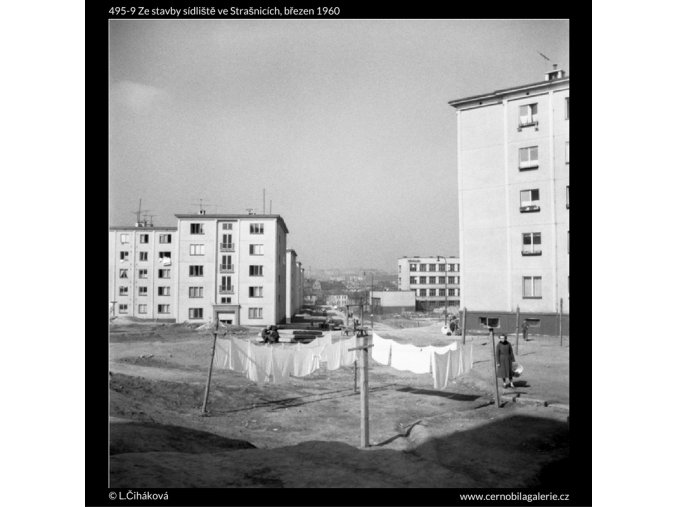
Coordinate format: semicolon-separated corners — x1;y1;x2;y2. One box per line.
109;318;570;488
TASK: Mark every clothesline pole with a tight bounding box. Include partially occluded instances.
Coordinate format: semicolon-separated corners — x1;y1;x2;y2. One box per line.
461;307;467;345
201;329;219;415
489;328;501;408
559;298;563;347
353;360;357;393
360;330;370;448
515;306;520;355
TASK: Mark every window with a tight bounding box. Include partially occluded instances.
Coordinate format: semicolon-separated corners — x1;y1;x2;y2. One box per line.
520;189;540;212
519;103;538;128
120;234;129;244
522;276;542;298
438;289;446;297
189;244;205;256
222;222;233;230
189;308;204;320
189;287;204;298
158;286;170;296
138;304;147;314
249;265;264;276
158;304;170;314
419;276;426;284
438;276;445;284
119;251;129;261
159;234;171;243
398;265;402;273
428;264;436;271
450;276;460;285
429;289;437;296
190;223;204;235
519;146;539;170
565;97;569;120
189;265;204;277
565;141;569;164
249;286;263;298
158;269;170;279
450;288;460;297
159;251;171;259
522;232;542;255
250;223;264;234
139;234;149;244
139;251;148;261
119;304;128;314
525;318;541;328
249;244;263;255
566;186;570;209
479;317;500;328
138;286;147;296
419;289;427;297
419;264;427;272
119;269;128;279
249;307;263;319
410;276;417;284
451;264;460;272
119;286;128;296
138;269;148;278
409;264;417;272
438;264;445;272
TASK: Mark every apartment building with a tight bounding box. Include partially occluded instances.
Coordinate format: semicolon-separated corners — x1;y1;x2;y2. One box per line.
109;226;177;319
397;256;461;311
175;214;289;325
285;249;304;322
448;67;569;334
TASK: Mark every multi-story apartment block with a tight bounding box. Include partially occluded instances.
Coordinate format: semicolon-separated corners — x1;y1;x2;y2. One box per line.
397;256;461;311
175;214;289;325
449;67;569;334
285;249;304;322
109;226;177;319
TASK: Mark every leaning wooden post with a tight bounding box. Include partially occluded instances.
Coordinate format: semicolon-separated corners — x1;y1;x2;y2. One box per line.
515;306;520;355
353;359;357;393
360;330;370;447
461;307;467;345
201;326;219;415
559;298;563;347
489;328;501;408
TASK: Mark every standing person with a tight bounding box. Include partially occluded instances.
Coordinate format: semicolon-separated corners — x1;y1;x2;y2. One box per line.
496;334;516;388
521;321;529;342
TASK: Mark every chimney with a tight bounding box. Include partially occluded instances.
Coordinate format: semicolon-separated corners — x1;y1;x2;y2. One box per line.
545;63;565;81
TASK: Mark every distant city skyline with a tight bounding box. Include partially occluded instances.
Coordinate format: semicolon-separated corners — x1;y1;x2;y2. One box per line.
110;19;569;271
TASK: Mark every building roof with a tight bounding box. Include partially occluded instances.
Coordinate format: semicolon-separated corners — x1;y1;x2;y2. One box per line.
399;256;459;260
448;76;569;109
174;214;290;233
109;226;177;231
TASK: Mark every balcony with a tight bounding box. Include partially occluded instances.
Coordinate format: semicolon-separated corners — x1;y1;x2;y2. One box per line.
517;119;539;131
219;264;234;273
220;243;235;252
520;204;541;213
521;250;542;256
218;286;235;294
518;161;539;171
159;258;172;266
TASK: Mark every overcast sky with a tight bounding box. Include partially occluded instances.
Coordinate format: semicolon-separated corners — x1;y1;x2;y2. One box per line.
109;19;569;272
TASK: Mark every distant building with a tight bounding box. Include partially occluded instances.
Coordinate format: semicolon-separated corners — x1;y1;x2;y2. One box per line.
285;249;304;322
449;67;569;334
109;226;177;319
397;256;461;311
326;294;349;308
370;290;416;314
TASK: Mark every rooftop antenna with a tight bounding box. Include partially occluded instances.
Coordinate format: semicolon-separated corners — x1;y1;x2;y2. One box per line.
143;214;156;227
269;200;272;214
537;51;551;64
131;199;151;227
190;198;211;215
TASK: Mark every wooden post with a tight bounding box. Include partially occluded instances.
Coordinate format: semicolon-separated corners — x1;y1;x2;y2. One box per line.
353;359;357;393
360;331;370;447
201;330;219;415
559;298;564;346
461;307;467;345
489;328;501;408
515;306;520;356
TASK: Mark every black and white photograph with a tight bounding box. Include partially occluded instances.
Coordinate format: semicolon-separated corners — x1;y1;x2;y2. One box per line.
101;6;583;505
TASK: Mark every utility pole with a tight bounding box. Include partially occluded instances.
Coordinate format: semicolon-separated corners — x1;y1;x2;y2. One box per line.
490;328;501;408
515;305;520;355
201;321;222;415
